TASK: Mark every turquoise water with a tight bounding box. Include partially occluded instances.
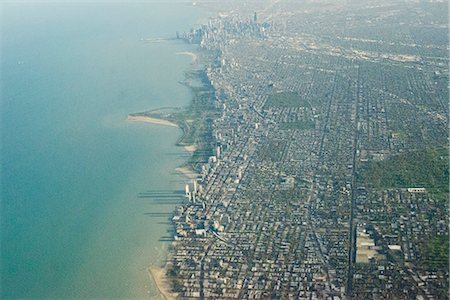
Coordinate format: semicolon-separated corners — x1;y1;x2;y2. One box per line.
1;2;204;299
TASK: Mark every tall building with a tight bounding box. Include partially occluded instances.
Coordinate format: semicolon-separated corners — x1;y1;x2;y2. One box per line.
185;184;190;197
216;146;221;158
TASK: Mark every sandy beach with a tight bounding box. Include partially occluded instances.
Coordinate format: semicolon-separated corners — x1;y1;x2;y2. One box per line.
127;115;178;128
183;144;197;153
148;267;177;300
176;51;198;64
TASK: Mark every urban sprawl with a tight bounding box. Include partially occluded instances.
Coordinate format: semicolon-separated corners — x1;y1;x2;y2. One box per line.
157;1;448;299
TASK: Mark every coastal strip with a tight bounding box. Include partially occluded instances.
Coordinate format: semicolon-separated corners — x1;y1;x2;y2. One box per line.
130;64;216;298
148;267;177;300
127;115;179;128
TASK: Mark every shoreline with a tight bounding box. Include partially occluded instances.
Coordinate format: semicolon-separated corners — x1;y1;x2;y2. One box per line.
127;115;179;128
148;267;177;300
133;45;215;298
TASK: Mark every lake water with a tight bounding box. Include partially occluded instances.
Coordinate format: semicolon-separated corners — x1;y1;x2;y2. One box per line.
1;2;204;298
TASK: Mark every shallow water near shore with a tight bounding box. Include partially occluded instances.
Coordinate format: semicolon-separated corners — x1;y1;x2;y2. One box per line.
1;2;204;299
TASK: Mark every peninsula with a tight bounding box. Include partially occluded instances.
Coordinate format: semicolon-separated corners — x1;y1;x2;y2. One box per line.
127;115;178;128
